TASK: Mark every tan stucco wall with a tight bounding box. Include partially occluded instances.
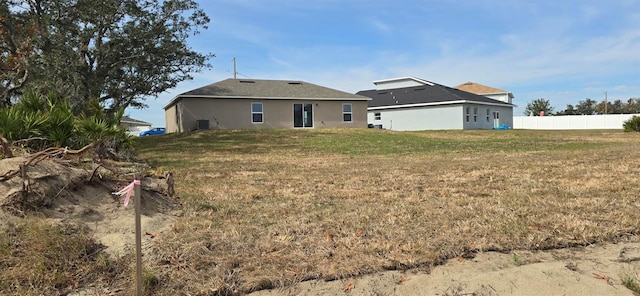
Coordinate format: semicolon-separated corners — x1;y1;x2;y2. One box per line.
165;104;178;133
165;98;368;132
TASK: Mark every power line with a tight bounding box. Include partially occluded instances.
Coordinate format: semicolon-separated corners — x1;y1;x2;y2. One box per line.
236;72;252;79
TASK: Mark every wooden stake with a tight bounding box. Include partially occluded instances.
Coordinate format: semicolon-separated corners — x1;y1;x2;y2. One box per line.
20;162;29;194
134;174;143;296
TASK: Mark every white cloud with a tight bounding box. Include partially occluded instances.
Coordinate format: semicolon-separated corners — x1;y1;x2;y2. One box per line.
613;85;628;91
129;0;640;125
366;18;393;36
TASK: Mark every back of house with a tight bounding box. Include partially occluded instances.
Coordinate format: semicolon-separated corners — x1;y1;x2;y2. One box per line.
163;78;371;132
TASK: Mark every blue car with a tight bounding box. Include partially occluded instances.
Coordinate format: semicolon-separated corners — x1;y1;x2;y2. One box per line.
139;127;166;136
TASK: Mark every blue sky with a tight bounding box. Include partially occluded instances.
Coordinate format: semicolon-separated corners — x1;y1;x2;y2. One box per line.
129;0;640;126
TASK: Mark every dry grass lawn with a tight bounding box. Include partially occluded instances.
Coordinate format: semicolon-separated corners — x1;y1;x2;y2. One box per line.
134;128;640;295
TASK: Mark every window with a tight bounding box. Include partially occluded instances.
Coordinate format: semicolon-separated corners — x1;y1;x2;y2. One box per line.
374;112;381;120
486;109;490;123
251;102;263;123
465;107;470;122
473;107;478;122
343;103;352;122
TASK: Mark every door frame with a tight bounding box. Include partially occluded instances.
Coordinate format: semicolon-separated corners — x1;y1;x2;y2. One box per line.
293;103;314;128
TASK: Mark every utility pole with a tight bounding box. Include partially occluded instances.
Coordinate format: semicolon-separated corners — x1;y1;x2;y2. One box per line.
233;57;237;79
605;91;608;114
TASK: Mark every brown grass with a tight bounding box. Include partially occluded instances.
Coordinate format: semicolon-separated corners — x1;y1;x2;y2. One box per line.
133;129;640;295
0;219;130;295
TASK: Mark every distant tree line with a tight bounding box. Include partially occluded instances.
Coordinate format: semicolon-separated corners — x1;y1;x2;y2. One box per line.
525;98;640;116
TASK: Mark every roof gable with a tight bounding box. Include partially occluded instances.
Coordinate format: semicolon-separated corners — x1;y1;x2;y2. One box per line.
373;76;435;90
357;80;514;109
454;82;512;96
120;115;151;125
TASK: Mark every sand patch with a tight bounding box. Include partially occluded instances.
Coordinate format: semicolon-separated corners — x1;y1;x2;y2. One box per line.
250;241;640;295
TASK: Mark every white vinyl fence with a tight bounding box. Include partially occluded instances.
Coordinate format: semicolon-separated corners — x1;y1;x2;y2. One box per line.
513;114;639;130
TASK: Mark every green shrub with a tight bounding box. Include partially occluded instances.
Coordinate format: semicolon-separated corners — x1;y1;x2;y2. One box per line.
0;107;24;141
623;116;640;132
1;91;133;155
46;104;76;147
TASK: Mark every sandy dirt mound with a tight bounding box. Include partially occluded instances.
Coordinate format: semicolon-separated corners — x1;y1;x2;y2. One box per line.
42;179;180;258
0;156;88;212
0;156;180;257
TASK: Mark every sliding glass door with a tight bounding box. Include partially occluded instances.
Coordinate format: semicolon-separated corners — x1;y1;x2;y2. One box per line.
293;103;313;128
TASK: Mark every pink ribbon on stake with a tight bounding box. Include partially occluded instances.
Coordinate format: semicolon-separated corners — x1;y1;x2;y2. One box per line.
113;180;141;207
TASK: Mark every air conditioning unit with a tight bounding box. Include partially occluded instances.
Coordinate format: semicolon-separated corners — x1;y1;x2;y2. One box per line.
196;119;209;130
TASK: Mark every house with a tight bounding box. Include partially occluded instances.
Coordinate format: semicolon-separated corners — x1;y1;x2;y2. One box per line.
454;81;514;104
163;78;370;132
120;115;152;136
356;77;515;131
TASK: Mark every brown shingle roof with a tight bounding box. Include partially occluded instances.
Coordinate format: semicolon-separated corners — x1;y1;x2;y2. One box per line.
454;82;509;95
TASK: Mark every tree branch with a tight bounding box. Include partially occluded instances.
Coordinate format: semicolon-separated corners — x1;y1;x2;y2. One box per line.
0;133;13;158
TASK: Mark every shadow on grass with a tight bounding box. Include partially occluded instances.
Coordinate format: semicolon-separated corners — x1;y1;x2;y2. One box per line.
134;129;313;156
135;128;620;161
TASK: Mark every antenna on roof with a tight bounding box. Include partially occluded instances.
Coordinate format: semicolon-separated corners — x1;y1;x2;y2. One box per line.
233;57;237;79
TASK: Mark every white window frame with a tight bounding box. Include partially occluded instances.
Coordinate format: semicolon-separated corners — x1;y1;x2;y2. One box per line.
465;107;470;122
342;103;353;122
251;102;263;124
374;112;381;120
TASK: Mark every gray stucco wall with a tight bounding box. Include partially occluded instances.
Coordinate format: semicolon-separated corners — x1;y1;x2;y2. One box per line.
461;104;512;129
368;105;463;131
368;104;514;131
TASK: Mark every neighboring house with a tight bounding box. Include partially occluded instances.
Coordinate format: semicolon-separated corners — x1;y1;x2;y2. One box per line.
454;81;514;104
357;77;515;131
120;115;152;136
164;78;370;132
